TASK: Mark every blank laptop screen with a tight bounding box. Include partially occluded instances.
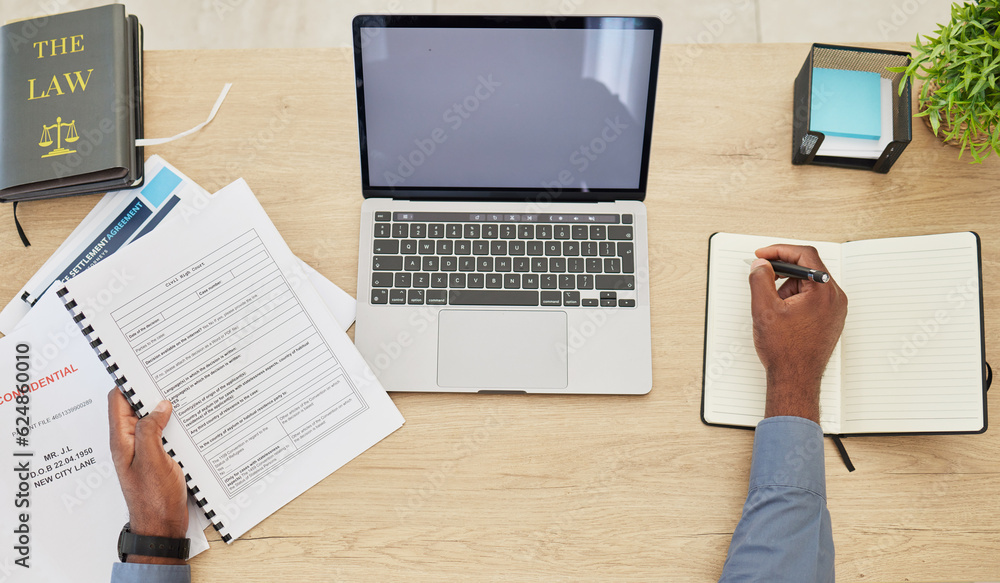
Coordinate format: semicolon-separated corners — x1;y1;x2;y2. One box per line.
354;17;660;199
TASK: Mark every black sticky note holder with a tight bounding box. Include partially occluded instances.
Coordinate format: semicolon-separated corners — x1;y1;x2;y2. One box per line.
792;43;912;173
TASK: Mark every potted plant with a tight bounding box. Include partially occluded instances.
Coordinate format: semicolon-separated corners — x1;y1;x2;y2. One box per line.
891;0;1000;163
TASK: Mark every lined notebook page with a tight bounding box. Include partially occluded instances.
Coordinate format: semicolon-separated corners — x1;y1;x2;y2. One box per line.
840;232;984;434
703;233;843;433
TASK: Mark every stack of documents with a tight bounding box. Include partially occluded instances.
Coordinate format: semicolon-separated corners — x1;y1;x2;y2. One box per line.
0;156;396;579
58;178;405;542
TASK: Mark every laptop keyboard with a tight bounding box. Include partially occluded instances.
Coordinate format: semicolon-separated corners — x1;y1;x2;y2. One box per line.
369;212;637;308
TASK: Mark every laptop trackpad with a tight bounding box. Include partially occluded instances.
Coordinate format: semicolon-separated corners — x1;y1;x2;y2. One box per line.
438;310;567;390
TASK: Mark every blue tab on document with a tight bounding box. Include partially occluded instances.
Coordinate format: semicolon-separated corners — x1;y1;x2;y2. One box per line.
810;67;881;141
140;166;183;208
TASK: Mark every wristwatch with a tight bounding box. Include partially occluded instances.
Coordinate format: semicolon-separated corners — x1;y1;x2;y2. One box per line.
117;522;190;563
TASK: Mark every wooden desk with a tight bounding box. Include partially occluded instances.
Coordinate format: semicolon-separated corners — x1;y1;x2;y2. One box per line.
3;45;997;582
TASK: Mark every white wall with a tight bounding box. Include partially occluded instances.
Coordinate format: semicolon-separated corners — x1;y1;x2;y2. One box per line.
1;0;956;49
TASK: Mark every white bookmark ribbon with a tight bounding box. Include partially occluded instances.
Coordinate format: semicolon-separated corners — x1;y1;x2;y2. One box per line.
135;83;232;146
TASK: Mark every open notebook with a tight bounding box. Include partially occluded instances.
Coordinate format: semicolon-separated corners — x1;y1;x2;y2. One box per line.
702;232;987;435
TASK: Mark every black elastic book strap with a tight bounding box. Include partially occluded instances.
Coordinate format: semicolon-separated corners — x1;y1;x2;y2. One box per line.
12;201;30;247
986;362;992;391
831;435;855;472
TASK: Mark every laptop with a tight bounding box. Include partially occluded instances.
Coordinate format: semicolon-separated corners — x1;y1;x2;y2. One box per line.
352;14;660;394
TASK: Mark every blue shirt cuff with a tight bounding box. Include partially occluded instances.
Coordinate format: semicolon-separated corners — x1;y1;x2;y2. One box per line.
750;416;826;500
110;562;191;583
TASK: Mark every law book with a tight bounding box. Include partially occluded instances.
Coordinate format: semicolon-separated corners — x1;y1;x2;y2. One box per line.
702;232;987;436
56;179;404;542
0;4;143;201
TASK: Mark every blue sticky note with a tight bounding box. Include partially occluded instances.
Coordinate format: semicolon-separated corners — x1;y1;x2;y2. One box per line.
810;68;881;140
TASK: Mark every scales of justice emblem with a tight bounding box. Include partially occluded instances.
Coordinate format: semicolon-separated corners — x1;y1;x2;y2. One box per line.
38;116;79;158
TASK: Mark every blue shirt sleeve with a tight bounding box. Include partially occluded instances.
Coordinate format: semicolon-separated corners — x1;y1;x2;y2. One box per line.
718;416;834;583
110;562;191;583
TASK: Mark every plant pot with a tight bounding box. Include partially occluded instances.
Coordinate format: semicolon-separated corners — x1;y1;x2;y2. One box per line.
918;80;993;149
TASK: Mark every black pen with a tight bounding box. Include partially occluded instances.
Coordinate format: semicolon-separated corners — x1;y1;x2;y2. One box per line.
745;258;830;283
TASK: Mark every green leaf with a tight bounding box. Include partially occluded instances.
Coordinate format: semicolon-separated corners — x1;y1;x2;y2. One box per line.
968;20;988;33
906;0;1000;162
970;73;989;95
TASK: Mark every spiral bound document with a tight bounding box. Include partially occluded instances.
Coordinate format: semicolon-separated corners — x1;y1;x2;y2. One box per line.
57;179;404;542
0;291;210;581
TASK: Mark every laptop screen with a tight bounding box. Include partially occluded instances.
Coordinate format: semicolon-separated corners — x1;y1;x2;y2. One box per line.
353;15;661;202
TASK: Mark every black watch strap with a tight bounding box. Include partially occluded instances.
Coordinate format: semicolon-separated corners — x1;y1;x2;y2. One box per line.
117;522;190;563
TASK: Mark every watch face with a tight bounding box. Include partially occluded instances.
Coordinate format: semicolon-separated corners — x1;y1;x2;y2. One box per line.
117;523;131;563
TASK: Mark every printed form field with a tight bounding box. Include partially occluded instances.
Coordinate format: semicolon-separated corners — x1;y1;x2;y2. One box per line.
110;230;369;496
